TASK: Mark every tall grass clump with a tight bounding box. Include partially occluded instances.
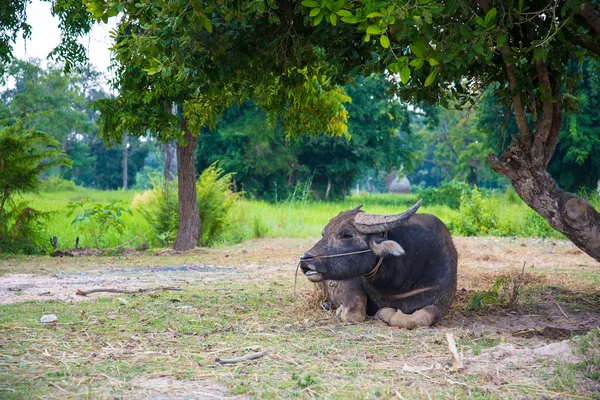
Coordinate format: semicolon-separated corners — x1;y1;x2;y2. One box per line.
196;163;242;245
137;163;241;247
40;177;79;192
449;187;507;236
417;181;472;209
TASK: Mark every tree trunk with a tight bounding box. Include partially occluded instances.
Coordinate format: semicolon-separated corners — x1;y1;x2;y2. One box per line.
173;118;200;251
474;0;600;262
164;140;177;181
325;178;331;200
122;133;129;190
488;149;600;261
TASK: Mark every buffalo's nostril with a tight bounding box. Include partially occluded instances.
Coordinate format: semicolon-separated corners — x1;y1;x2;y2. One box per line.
300;253;314;261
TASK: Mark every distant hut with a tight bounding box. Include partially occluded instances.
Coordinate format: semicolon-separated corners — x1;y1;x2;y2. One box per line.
385;168;411;194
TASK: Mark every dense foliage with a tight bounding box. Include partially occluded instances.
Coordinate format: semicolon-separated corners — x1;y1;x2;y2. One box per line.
0;121;70;253
196;74;420;201
137;163;240;247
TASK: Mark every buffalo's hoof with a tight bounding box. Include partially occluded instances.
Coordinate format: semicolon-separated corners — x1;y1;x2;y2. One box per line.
375;307;397;321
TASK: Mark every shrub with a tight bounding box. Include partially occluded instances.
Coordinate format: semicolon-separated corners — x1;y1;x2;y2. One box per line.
417;181;472;209
0;121;70;254
522;208;563;239
137;178;179;246
196;163;241;245
138;163;242;247
40;177;78;192
0;201;50;254
449;187;500;236
66;198;133;248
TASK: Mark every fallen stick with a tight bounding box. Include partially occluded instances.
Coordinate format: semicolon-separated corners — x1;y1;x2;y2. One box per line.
104;232;142;251
215;351;268;364
76;286;182;296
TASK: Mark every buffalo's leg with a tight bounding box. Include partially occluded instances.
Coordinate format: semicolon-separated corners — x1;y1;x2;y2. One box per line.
326;279;367;323
375;305;439;329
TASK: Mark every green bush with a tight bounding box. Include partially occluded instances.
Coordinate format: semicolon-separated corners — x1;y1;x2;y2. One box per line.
0;121;70;254
449;187;503;236
0;201;50;254
40;177;79;192
522;208;563;239
138;163;241;247
417;181;472;209
196;163;242;245
66;198;134;248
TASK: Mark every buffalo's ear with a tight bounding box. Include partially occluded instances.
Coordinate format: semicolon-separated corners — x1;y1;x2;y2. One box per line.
369;236;405;257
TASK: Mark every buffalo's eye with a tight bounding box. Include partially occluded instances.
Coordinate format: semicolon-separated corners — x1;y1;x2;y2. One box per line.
339;232;353;239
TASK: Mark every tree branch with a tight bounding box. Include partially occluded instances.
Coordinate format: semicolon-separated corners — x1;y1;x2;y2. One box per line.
544;88;563;167
571;35;600;57
76;286;183;296
579;3;600;37
533;58;553;144
476;0;533;146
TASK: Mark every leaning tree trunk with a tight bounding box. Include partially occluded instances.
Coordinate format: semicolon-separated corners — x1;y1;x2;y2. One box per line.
478;0;600;262
173;118;200;251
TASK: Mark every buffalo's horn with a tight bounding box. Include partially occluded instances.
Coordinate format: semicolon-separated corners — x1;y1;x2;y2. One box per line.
353;199;422;234
352;204;363;211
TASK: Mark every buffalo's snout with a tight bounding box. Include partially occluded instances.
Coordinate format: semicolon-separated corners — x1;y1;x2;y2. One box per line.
300;253;314;261
299;252;324;282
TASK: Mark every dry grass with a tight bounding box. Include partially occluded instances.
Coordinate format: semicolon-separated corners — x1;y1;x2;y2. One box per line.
1;236;599;399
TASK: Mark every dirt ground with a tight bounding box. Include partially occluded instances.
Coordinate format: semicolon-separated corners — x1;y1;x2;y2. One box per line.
1;235;599;335
1;236;599;398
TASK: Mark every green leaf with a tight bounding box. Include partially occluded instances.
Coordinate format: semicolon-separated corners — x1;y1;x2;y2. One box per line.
336;9;352;16
367;12;384;18
366;25;384;35
400;66;411;84
474;16;484;26
314;13;324;26
143;67;159;75
424;69;438;87
200;15;212;33
409;59;424;69
332;0;344;11
380;35;390;48
388;61;401;73
428;58;439;66
330;13;337;25
310;7;321;17
341;16;359;23
410;44;424;58
484;8;497;26
301;0;319;7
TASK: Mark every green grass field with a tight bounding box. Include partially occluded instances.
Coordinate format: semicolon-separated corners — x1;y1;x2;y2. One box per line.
16;187;549;251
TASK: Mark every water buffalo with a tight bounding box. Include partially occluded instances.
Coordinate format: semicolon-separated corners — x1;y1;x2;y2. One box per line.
299;200;457;329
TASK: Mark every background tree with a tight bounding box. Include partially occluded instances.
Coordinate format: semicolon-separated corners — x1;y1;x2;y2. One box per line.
300;0;600;261
89;0;375;250
297;74;420;199
412;103;506;189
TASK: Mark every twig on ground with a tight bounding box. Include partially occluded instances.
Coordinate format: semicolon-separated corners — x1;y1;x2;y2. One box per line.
445;333;464;371
104;232;142;251
76;286;182;296
555;302;569;319
215;351;268;364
